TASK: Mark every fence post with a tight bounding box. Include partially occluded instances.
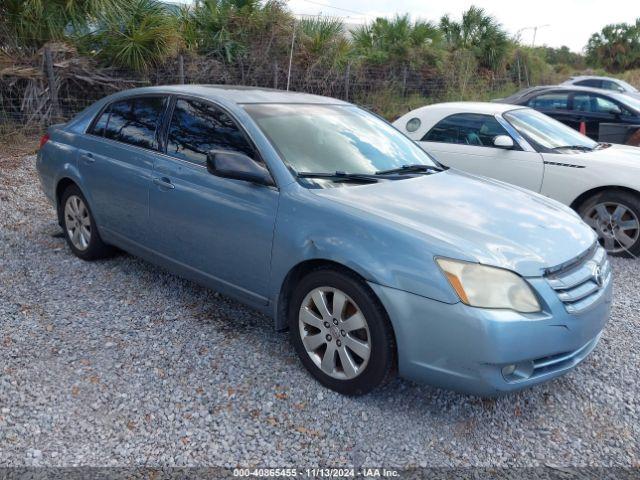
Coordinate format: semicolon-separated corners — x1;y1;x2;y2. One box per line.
274;60;278;89
344;63;350;101
178;54;185;84
43;45;62;121
402;65;408;97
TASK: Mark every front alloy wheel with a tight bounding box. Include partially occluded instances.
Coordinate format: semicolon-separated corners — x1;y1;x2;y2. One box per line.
289;268;396;395
580;190;640;257
584;202;639;254
299;287;371;380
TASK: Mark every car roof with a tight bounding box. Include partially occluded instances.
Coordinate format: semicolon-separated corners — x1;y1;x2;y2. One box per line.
393;102;529;134
104;84;349;106
403;101;526;116
500;84;634;102
565;75;621;82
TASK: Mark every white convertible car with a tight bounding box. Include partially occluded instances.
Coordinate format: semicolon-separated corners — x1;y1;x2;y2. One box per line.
393;102;640;256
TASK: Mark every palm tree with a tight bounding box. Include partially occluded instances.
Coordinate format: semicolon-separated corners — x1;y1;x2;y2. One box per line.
181;0;288;64
351;15;442;66
440;6;508;71
299;17;349;66
87;0;181;72
0;0;123;48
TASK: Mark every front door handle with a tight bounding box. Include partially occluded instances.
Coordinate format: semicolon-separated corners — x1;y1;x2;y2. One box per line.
153;177;175;190
81;153;95;164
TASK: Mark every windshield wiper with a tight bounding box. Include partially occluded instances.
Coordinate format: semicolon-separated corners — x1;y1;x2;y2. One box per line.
550;145;594;152
375;164;443;175
297;171;380;183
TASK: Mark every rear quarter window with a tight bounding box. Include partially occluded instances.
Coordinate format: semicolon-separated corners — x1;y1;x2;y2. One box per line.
89;107;110;136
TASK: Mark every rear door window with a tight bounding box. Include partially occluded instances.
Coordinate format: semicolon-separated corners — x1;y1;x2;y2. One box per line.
422;113;510;147
575;79;602;89
103;96;167;150
527;92;569;110
166;98;257;165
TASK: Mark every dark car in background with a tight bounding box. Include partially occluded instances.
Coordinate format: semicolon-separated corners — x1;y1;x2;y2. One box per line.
497;86;640;146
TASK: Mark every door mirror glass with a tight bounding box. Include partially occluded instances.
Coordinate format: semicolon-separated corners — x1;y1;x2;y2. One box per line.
206;151;274;186
493;135;514;149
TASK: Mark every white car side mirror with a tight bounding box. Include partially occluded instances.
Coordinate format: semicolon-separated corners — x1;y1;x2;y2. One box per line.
493;135;514;149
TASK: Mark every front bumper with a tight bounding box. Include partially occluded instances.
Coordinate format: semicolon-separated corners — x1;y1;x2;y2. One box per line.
369;273;612;396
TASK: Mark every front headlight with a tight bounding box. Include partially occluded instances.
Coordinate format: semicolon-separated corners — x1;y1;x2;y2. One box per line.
436;258;541;313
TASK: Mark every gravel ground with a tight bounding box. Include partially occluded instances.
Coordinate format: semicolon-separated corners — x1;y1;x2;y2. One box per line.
0;148;639;469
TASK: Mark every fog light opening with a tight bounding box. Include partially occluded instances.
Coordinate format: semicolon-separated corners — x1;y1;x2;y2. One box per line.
502;361;534;382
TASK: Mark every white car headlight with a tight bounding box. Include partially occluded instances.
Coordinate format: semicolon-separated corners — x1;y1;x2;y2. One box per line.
436;258;541;313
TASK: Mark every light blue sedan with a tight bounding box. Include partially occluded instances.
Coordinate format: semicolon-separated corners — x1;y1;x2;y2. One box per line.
36;86;612;396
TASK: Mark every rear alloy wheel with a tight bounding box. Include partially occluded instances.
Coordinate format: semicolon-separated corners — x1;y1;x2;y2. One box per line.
289;268;395;395
580;191;640;257
60;185;113;261
64;194;92;251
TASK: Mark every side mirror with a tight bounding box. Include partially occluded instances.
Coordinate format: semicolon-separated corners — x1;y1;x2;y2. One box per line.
206;151;274;187
493;135;514;149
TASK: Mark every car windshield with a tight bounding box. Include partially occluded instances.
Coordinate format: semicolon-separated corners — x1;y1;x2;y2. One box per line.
614;92;640;111
243;104;437;176
503;108;598;152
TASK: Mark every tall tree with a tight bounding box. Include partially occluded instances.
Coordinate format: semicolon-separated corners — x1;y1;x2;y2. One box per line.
586;20;640;72
440;6;508;71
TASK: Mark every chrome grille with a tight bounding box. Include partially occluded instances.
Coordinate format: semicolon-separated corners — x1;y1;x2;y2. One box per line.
545;244;611;314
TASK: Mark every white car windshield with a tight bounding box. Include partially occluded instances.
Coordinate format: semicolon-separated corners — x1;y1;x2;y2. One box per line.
616;93;640;111
244;104;437;175
503;108;598;152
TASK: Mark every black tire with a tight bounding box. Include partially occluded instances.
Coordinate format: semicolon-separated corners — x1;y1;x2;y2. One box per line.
59;184;113;261
288;267;396;395
577;189;640;258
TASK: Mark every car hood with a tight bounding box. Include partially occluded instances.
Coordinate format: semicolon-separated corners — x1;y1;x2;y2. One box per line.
541;143;640;167
311;170;596;277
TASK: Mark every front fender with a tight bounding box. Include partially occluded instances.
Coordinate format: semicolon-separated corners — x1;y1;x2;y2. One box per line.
268;186;462;327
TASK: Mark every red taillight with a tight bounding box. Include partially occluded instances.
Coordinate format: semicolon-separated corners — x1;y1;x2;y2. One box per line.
39;133;50;149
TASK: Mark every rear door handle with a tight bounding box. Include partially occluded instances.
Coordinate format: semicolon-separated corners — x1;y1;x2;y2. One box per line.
81;153;95;164
153;177;175;189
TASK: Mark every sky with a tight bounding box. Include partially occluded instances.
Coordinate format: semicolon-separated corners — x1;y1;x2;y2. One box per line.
286;0;640;53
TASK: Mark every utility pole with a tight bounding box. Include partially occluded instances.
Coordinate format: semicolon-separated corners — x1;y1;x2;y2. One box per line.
516;24;550;48
286;20;296;91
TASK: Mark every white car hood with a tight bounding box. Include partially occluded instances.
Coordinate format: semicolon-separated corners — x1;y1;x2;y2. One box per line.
541;144;640;169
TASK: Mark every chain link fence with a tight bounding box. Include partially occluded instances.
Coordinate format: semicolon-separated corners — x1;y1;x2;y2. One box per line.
0;40;522;137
